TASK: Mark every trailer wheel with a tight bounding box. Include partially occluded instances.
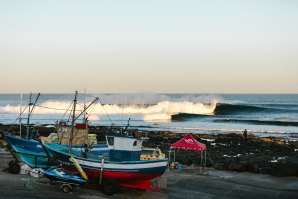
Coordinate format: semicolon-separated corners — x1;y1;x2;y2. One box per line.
59;184;72;193
8;162;20;174
102;179;120;195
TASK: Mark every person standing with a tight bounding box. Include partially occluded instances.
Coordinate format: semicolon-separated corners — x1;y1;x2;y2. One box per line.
243;129;248;139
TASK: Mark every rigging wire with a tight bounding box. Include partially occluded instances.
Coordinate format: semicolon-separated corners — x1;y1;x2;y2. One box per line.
7;105;29;132
76;92;115;126
98;99;115;126
35;104;83;112
60;101;74;122
84;100;97;121
38;95;57;126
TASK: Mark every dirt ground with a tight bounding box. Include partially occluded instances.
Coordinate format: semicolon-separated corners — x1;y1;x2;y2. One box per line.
0;170;167;199
1;166;298;199
168;167;298;199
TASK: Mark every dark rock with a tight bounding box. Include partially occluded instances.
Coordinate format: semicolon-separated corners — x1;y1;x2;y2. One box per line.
271;157;298;177
228;161;248;172
260;167;273;174
205;158;213;167
286;157;298;166
249;162;260;173
272;165;297;177
213;163;226;170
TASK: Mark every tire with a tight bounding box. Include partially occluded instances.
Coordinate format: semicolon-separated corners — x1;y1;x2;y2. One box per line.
59;184;72;193
8;160;16;167
8;163;20;174
102;179;120;195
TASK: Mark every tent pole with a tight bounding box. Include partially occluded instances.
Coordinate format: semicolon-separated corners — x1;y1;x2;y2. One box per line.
168;149;171;170
200;150;202;173
174;148;176;162
205;149;207;171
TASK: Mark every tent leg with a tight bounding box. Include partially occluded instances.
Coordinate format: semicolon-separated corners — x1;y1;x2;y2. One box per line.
205;149;207;171
200;150;202;173
168;149;171;171
174;148;176;163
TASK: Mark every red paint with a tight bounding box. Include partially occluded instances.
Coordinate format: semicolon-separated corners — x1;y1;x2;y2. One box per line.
62;166;162;190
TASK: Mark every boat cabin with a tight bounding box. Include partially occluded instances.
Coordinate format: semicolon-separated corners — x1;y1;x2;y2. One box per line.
57;121;89;145
105;132;148;161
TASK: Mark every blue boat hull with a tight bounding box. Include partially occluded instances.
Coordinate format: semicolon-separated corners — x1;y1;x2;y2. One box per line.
4;134;109;168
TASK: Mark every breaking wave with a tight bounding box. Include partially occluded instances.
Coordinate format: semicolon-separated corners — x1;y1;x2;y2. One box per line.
0;100;218;121
171;113;211;121
214;103;271;115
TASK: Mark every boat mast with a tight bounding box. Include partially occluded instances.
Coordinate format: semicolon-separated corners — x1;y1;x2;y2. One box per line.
26;93;32;140
83;89;86;122
25;93;40;140
19;93;22;138
69;91;78;153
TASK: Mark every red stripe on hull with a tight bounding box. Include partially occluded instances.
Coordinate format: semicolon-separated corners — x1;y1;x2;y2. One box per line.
62;166;163;190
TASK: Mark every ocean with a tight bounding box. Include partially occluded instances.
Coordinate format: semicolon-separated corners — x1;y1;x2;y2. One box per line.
0;93;297;140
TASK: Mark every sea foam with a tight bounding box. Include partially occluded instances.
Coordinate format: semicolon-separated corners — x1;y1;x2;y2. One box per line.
0;99;218;121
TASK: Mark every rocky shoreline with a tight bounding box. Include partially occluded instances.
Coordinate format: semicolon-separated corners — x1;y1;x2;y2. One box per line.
1;124;298;177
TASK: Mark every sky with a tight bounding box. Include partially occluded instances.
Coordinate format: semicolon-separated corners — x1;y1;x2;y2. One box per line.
0;0;297;93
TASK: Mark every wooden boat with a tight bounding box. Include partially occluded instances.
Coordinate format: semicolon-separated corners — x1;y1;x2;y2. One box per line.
43;131;168;194
4;133;109;169
4;92;108;171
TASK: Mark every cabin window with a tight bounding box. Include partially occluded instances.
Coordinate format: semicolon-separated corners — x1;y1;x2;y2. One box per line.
133;140;137;146
107;137;114;146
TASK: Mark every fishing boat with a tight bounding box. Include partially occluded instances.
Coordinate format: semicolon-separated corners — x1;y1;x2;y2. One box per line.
42;130;168;195
4;127;109;170
4;92;109;172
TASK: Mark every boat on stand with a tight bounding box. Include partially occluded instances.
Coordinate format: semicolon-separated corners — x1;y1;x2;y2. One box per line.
43;130;168;195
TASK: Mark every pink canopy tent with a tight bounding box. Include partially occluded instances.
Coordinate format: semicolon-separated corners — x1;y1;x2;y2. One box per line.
170;133;207;172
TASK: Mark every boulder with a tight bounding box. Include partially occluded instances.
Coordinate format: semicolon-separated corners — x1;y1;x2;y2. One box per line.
213;162;226;170
271;157;298;177
228;161;248;172
271;166;297;177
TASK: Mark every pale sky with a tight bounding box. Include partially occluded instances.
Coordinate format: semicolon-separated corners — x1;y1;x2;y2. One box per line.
0;0;297;93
